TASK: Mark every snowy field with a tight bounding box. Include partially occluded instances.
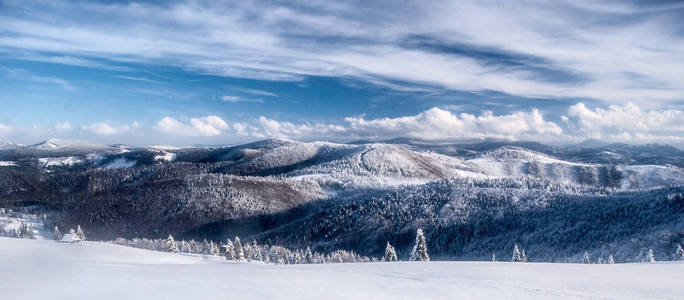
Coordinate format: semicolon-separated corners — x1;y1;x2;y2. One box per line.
1;238;683;300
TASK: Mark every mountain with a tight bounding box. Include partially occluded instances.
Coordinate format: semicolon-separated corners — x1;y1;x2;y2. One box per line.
1;138;682;262
30;138;113;151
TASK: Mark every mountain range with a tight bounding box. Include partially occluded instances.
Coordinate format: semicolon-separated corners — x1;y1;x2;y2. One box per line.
1;138;682;262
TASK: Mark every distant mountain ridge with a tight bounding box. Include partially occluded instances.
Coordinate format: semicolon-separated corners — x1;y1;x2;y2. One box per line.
1;138;682;263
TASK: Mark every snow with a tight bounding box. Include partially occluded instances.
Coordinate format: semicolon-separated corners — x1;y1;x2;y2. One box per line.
0;160;18;167
154;151;177;162
31;138;109;151
1;237;683;300
38;156;83;167
103;157;136;169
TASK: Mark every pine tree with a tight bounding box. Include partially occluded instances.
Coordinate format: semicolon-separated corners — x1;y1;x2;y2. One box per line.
674;244;684;261
583;251;591;264
210;241;220;256
53;226;62;240
512;243;522;262
75;225;85;241
647;249;655;262
252;240;263;261
521;250;528;262
223;240;235;260
305;247;314;264
409;229;429;262
233;236;244;261
384;242;398;262
492;253;496;262
166;235;178;253
608;255;615;264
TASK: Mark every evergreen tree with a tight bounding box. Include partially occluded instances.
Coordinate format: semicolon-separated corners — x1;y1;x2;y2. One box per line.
252;240;263;261
75;225;85;241
521;250;528;262
512;243;522;262
583;251;591;264
53;226;62;240
674;244;684;261
233;236;244;261
165;235;178;253
409;229;429;262
608;255;615;264
384;242;398;262
492;253;496;262
647;249;656;262
223;240;235;260
305;247;314;264
210;241;220;256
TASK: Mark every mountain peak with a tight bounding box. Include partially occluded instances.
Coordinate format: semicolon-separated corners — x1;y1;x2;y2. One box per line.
31;138;109;150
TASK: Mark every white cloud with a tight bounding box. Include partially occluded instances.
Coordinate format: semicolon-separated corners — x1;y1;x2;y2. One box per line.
256;116;346;140
221;96;264;103
81;122;132;135
565;102;684;143
155;115;229;136
245;103;682;146
55;121;72;132
343;107;562;141
0;123;13;136
2;1;683;106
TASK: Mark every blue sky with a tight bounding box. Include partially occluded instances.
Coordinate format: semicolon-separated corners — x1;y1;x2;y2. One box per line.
0;0;683;146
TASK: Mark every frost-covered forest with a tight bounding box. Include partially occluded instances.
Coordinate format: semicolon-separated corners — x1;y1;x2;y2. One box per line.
1;138;683;262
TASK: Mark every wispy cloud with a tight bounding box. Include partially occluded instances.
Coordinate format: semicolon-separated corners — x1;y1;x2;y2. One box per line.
114;75;164;84
1;66;74;91
221;95;264;103
1;1;683;106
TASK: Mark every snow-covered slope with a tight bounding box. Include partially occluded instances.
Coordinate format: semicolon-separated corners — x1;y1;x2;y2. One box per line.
31;138;112;151
465;146;684;189
1;237;682;300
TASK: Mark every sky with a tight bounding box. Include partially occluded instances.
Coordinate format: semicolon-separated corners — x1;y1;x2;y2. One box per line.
0;0;683;146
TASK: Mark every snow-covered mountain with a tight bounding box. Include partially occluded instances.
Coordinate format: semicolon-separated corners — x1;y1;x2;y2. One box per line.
1;138;682;261
30;138;113;151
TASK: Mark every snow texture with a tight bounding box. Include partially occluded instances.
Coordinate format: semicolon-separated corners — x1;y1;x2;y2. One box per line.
0;237;682;300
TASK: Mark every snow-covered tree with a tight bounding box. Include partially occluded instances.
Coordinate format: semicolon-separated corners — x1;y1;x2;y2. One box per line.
512;243;522;262
210;241;220;256
53;226;62;240
305;247;314;264
223;240;235;260
583;251;591;264
383;242;398;262
674;244;684;261
608;255;615;264
647;249;655;262
233;236;244;261
492;253;496;262
521;250;528;262
165;235;179;253
409;229;429;262
75;225;86;241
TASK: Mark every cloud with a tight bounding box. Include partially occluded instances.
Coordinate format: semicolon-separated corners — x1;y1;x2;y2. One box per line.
155;115;229;136
343;107;562;141
55;121;72;132
0;123;13;136
256;116;346;139
1;66;74;91
2;1;683;106
114;75;164;84
221;96;264;103
565;102;684;142
246;102;682;146
81;122;133;135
